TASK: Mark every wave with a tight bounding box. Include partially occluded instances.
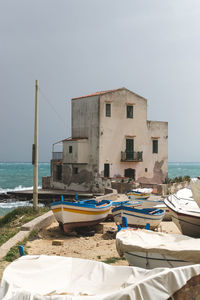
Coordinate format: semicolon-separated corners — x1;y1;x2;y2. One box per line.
0;185;41;194
0;200;44;209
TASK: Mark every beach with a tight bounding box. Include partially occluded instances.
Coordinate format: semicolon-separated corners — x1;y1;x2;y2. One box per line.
25;219;181;263
0;200;181;282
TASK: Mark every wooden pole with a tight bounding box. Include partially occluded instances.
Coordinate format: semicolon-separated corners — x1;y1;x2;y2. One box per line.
33;80;39;210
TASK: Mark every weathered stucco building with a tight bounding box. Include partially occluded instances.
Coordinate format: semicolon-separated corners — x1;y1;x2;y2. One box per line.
48;88;168;192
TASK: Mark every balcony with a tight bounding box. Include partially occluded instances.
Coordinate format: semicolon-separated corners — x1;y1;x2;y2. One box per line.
52;152;63;160
121;151;143;162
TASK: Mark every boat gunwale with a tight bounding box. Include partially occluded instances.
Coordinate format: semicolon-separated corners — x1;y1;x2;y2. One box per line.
164;196;200;218
50;199;112;210
112;205;165;216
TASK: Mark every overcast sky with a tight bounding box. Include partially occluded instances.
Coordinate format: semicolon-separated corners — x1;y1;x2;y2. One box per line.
1;0;200;162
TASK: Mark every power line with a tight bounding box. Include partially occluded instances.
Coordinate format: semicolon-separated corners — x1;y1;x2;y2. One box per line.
39;87;66;126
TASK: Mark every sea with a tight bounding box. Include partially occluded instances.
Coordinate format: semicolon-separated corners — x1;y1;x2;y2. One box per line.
1;162;200;216
0;162;50;216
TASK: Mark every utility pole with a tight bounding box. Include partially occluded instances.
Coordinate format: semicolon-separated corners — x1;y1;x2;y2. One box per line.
33;80;39;210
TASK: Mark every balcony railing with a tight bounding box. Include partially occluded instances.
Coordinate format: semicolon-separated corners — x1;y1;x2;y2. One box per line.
52;152;63;160
121;151;143;162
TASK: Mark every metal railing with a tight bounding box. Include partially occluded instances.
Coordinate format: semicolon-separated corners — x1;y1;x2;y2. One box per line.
121;151;143;162
52;152;63;160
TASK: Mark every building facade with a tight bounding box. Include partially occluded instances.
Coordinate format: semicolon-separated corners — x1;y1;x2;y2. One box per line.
49;88;168;192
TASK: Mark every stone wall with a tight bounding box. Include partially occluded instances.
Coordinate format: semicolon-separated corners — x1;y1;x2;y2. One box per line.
172;274;200;300
42;176;51;189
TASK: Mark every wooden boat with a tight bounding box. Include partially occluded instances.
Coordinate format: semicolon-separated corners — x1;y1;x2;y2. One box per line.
1;255;200;300
126;190;150;199
116;228;200;269
127;195;164;208
112;205;165;229
50;199;112;233
164;194;200;237
127;196;171;220
112;200;142;208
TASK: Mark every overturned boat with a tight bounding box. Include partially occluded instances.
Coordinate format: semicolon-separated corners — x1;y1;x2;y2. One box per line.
1;255;200;300
112;205;165;229
50;199;112;233
116;228;200;269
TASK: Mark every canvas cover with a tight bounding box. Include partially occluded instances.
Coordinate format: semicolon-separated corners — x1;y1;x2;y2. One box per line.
116;229;200;263
190;179;200;208
0;255;200;300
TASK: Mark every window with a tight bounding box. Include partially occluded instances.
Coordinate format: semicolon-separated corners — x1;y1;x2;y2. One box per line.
152;140;158;153
69;146;72;153
73;167;78;174
106;103;111;117
127;105;133;118
145;168;148;172
56;164;62;181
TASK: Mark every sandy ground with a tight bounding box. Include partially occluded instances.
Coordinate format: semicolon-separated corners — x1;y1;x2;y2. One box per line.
25;219;181;261
0;194;182;282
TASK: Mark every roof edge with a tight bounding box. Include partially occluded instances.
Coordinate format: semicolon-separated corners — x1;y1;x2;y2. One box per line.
71;87;147;101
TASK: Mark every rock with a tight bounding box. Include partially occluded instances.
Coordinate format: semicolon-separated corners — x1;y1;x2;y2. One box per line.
94;224;104;234
52;240;64;246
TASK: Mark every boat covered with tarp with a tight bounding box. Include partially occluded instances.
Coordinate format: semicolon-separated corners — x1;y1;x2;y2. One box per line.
1;255;200;300
116;228;200;269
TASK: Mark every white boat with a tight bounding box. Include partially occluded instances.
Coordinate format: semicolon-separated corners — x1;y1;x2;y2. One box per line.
116;228;200;269
1;255;200;300
126;190;150;199
164;194;200;237
112;200;142;208
190;178;200;207
50;199;112;233
112;205;165;229
127;195;164;208
127;195;171;220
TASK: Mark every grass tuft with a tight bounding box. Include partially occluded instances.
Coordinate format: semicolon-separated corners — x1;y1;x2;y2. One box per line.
0;206;49;247
102;257;126;264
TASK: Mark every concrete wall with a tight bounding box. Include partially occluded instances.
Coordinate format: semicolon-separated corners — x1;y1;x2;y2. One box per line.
63;139;89;164
72;96;99;169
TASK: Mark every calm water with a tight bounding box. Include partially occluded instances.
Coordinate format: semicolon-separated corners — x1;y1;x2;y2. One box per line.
0;162;200;216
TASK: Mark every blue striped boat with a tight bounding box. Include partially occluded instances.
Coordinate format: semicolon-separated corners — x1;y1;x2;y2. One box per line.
112;205;165;229
51;199;112;233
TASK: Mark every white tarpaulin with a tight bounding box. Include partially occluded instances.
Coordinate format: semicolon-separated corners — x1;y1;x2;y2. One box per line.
116;229;200;263
190;179;200;208
0;255;200;300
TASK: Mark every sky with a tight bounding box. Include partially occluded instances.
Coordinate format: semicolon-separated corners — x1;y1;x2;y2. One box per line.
1;0;200;162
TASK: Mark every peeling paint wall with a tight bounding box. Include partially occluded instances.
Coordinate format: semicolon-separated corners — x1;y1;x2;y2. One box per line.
99;89;168;184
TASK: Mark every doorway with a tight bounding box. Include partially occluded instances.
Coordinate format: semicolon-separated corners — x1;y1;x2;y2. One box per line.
104;164;110;177
126;139;134;160
124;168;135;180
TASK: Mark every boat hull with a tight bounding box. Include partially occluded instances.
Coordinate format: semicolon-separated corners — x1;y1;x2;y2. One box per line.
128;197;171;220
164;196;200;237
126;193;150;199
124;251;192;269
112;206;164;229
51;200;112;233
